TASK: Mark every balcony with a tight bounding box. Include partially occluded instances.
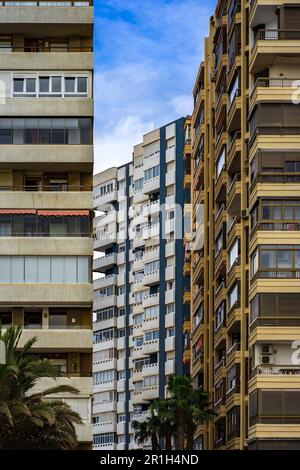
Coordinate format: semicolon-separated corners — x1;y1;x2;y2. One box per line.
93;274;117;290
227;131;241;172
215;203;227;235
93;230;116;251
93;253;117;273
250;30;300;74
18;327;92;351
226;342;241;367
142;339;159;355
94;189;117;210
215;281;227;309
227;256;241;289
215;167;227;203
214;357;227;384
142;269;159;286
250;77;300;113
227;90;241;133
226;300;241;333
142;385;159;401
143;176;160;194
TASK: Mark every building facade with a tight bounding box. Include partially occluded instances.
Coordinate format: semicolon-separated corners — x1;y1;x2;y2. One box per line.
0;0;94;448
92;119;188;450
190;0;300;451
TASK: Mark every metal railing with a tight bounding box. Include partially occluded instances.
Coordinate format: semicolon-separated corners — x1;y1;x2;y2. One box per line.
252;270;300;281
0;232;90;237
250;317;300;331
0;1;92;5
255;29;300;43
0;185;92;192
0;45;93;52
253;365;300;376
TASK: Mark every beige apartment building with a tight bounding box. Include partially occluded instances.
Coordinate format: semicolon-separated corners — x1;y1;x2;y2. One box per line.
0;0;94;448
190;0;300;450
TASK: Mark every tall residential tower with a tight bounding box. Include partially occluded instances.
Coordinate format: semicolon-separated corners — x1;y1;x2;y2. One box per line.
190;0;300;451
92;119;189;450
0;0;94;448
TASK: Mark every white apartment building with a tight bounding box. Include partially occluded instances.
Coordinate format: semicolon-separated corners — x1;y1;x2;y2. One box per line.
93;119;189;450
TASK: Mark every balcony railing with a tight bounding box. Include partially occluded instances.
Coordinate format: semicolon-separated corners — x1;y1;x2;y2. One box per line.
251;222;300;235
252;77;298;95
214;357;226;373
0;44;93;52
227;342;240;358
252;365;300;376
252;270;300;281
250;127;300;147
254;29;300;44
251;173;300;188
0;1;92;5
250;317;300;332
0;185;92;192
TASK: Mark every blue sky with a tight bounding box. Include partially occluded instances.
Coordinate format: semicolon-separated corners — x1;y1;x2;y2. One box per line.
94;0;215;173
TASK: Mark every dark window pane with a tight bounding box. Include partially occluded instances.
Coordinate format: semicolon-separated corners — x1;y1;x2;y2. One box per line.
52;76;61;93
65;77;75;93
14;78;23;93
26;78;36;93
77;77;87;93
39;129;51;144
39;77;49;93
52;129;65;144
0;129;12;144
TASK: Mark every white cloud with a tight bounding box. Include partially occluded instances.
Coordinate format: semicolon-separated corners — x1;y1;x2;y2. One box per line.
94;115;156;174
93;0;212;173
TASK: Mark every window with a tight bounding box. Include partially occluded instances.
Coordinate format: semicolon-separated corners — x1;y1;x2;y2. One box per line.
0;256;89;284
39;76;62;96
228;283;239;310
193;304;204;330
134;178;143;191
215;302;225;330
143;375;159;387
216;148;225;178
144;165;160;181
24;308;42;329
64;76;88;96
135;271;144;282
118;308;125;317
0;118;92;145
215;230;223;255
13;77;36;96
228;239;239;270
0;309;12;328
167;328;175;337
227;365;238;392
93;328;115;343
93;370;115;385
134;313;144;326
144;305;159;319
117;370;126;381
166;303;175;314
118;286;125;295
135;336;143;347
145;260;159;274
144;330;159;342
48;308;67;329
93;433;115;446
96;308;115;322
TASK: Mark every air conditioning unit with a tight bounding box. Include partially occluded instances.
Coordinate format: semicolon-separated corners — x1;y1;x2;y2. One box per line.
261;355;275;365
261;344;273;355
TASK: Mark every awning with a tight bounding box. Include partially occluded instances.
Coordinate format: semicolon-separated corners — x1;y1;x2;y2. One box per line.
0;209;36;215
195;335;204;352
37;210;90;217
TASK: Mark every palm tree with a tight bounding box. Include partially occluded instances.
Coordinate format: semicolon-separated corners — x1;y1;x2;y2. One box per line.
131;407;161;450
0;326;82;450
152;399;175;450
166;375;215;450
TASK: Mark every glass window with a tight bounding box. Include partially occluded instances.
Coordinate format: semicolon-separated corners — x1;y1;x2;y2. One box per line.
277;250;292;268
77;77;88;93
261;250;276;269
65;77;75;93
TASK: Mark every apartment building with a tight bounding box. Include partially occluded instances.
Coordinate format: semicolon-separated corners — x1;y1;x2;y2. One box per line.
92;119;187;450
0;1;94;448
190;0;300;451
